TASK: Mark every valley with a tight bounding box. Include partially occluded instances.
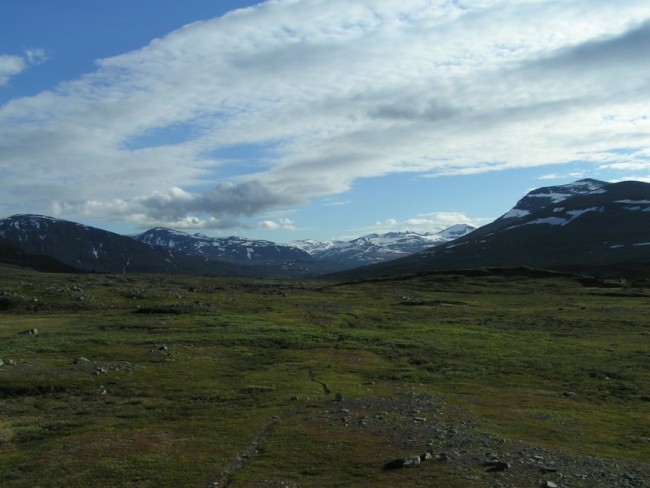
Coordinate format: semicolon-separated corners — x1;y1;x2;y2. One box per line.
1;264;648;487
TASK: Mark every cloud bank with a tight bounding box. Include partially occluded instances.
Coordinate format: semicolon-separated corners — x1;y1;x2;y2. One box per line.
1;0;649;229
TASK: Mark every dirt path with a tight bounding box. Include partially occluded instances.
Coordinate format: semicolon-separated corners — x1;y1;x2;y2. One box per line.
203;404;308;488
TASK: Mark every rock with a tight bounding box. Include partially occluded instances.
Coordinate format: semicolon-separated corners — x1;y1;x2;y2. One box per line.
383;455;421;470
421;451;434;461
563;391;578;398
17;328;38;336
413;416;427;422
334;392;343;402
4;359;17;366
73;356;90;364
542;482;558;488
0;358;4;366
403;455;421;467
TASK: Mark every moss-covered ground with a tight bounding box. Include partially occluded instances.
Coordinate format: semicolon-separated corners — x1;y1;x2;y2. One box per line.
0;265;648;486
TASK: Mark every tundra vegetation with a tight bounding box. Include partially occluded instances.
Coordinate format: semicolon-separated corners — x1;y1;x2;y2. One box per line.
0;263;648;487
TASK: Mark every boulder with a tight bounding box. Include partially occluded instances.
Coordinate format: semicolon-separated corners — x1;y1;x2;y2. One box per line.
17;328;38;336
403;456;421;467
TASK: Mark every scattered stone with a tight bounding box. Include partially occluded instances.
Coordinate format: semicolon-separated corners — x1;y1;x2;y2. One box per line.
541;466;559;473
73;356;90;364
334;392;343;402
4;359;17;366
0;358;4;366
542;482;558;488
413;416;427;423
563;391;578;398
421;451;434;461
17;328;38;336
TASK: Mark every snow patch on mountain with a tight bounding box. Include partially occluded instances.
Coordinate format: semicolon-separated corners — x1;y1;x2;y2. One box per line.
500;179;609;220
293;224;476;267
134;227;312;265
501;208;531;219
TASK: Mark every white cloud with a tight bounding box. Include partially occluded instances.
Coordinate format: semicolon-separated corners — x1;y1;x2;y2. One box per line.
258;217;295;231
258;220;279;230
1;0;650;228
363;212;487;236
0;55;26;86
0;49;47;86
25;49;47;65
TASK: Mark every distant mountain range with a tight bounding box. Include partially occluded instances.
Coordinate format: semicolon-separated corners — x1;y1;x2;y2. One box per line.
3;179;650;279
0;215;471;276
0;214;254;276
292;224;476;269
331;178;650;280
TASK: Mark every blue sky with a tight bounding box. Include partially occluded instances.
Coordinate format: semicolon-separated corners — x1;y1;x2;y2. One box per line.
1;1;649;242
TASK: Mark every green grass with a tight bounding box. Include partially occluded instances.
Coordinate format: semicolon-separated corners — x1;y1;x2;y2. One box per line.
0;265;649;486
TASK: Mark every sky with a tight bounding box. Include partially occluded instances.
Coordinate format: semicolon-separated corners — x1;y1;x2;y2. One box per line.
1;0;649;243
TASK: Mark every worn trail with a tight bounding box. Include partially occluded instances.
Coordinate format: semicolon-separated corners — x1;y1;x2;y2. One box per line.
204;404;308;488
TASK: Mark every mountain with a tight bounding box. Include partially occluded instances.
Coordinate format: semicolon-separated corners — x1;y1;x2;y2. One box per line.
0;236;81;273
134;227;313;265
292;224;476;269
0;215;253;276
499;178;608;218
133;227;342;277
0;215;472;277
329;179;650;280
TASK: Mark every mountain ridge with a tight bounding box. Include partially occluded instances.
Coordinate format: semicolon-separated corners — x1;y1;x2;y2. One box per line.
4;179;650;279
328;179;650;280
0;214;255;276
0;215;472;276
291;224;476;269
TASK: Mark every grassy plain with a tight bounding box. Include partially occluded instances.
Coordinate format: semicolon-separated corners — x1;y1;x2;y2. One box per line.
0;264;649;487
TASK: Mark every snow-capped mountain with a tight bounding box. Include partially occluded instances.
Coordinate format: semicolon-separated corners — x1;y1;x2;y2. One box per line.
293;224;476;269
0;215;475;276
0;214;253;275
500;178;608;219
331;179;650;280
10;178;650;280
134;227;313;265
